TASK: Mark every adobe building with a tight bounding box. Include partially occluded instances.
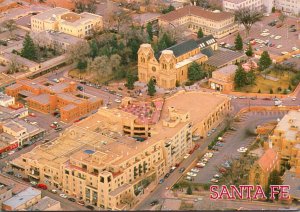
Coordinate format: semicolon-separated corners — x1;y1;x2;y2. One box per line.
5;79;102;123
138;35;218;89
209;64;237;92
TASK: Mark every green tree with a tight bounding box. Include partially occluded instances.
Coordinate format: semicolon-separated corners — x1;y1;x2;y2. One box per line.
272;7;275;13
266;170;282;200
186;185;193;195
234;33;243;50
162;5;175;14
146;23;153;42
245;43;253;56
188;62;206;82
157;32;176;52
269;89;273;94
21;33;37;61
77;60;87;72
147;78;156;96
197;28;204;38
246;70;256;85
126;73;136;90
259;51;272;71
234;8;263;36
234;66;247;88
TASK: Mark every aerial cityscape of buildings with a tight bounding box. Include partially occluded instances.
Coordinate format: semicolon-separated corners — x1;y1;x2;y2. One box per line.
0;0;299;211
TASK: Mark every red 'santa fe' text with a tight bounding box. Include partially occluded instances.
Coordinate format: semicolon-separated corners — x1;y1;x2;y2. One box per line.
210;185;290;200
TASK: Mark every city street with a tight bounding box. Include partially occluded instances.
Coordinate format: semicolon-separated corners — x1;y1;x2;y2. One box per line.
135;110;288;210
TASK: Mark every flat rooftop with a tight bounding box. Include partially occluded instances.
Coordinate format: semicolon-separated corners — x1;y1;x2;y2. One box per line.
0;174;28;194
276;110;300;141
28;196;60;211
213;64;238;76
31;7;69;21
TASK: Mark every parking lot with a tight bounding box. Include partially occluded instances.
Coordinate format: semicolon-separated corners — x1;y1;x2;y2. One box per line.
219;13;300;56
182;110;288;184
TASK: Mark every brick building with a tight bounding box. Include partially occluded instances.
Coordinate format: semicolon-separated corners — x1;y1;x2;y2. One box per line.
5;79;102;123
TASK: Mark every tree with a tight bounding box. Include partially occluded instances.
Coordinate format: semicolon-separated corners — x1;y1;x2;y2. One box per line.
110;54;121;72
197;28;204;38
234;33;243;50
266;170;282;200
126;73;136;90
67;41;90;63
77;60;87;72
156;32;176;52
121;193;135;208
2;19;17;37
188;62;206;82
246;70;256;85
278;12;287;24
272;7;275;13
73;0;96;13
245;43;253;57
269;89;273;94
234;66;247;88
21;33;37;61
162;5;175;14
147;78;156;96
88;56;112;78
259;51;272;71
234;8;263;37
146;23;153;42
186;185;193;195
108;10;132;33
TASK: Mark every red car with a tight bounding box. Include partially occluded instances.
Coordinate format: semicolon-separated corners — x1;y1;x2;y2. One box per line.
37;184;47;190
50;124;57;129
29;113;36;117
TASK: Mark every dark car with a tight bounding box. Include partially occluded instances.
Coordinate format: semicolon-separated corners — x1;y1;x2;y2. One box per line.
68;197;76;202
86;205;95;210
77;85;84;91
164;173;170;179
179;167;185;173
55;127;63;132
150;200;159;206
6;171;14;175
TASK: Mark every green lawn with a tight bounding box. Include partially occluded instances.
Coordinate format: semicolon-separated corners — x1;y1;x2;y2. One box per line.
237;71;295;94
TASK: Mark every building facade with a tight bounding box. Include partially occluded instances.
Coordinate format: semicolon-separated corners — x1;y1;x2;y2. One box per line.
5;79;102;123
223;0;264;12
31;7;103;38
209;64;237;92
275;0;300;16
0;92;14;107
11;91;230;210
138;36;218;89
158;6;238;39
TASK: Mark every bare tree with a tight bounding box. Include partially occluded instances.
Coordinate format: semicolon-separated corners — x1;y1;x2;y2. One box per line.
108;10;132;33
67;41;90;63
121;193;136;208
7;56;25;75
278;12;287;24
2;19;17;37
88;56;112;78
110;54;121;72
234;8;264;37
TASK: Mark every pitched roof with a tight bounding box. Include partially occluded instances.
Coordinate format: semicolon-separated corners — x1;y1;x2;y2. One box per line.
156;35;216;60
257;149;278;172
159;5;234;22
205;50;245;68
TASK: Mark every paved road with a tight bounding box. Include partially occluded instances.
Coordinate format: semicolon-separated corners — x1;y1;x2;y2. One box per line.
194;110;288;184
135;110;288;210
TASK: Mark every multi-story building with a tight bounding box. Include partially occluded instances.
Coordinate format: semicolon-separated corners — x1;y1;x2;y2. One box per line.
138;35;218;89
5;79;102;123
158;5;238;39
31;7;103;38
249;148;280;190
28;196;61;211
11;91;230;210
269;110;300;168
0;92;14;107
223;0;264;12
0;184;13;207
275;0;300;16
209;64;237;92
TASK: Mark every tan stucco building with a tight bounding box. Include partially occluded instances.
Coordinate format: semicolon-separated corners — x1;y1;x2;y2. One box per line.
31;7;103;38
158;5;238;39
138;35;218;89
11;91;230;210
209;64;237;92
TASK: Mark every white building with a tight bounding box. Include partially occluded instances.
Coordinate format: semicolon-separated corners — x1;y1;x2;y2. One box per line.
0;93;14;107
223;0;264;12
275;0;300;16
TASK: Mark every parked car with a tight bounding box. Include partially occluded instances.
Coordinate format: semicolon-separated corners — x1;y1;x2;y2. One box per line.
85;205;95;210
77;85;84;91
210;178;219;183
60;193;68;198
50;189;57;194
37;184;47;190
150;199;159;206
77;200;85;206
29;113;36;117
30;181;37;186
22;177;30;182
186;176;192;181
68;198;76;202
159;179;164;184
179;167;185;173
164;173;170;179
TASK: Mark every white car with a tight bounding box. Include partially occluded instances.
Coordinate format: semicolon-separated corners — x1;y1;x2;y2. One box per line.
263;29;269;33
276;45;282;49
214;174;220;179
8;151;15;155
292;97;296;101
186;176;192;181
30;181;37;186
196;162;206;167
191;168;200;173
114;99;121;103
187;172;197;177
292;47;299;51
210;178;219;183
281;52;289;55
183;154;190;159
270;34;275;38
274;35;282;40
59;193;68;198
237;147;248;153
204;152;213;158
